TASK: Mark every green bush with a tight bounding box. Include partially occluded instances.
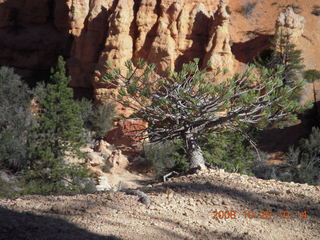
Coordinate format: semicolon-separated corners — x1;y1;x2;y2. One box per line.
143;130;257;176
255;32;305;103
77;98;115;142
282;127;320;185
26;56;88;194
0;67;34;171
78;98;94;127
200;130;255;174
77;98;95;143
0;176;21;198
22;164;88;195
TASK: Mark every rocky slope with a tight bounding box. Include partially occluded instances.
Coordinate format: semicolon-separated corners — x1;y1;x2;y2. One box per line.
0;168;319;240
0;1;319;94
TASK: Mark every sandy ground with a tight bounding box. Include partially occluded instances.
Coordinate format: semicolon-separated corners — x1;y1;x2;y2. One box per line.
0;168;319;240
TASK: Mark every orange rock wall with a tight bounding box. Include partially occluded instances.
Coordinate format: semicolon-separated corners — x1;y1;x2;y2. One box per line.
0;0;320;93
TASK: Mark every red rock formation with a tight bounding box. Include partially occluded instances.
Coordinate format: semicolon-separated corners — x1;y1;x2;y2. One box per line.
203;0;234;74
105;119;148;154
1;0;319;91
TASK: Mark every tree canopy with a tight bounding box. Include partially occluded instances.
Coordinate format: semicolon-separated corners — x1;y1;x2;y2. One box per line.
102;58;308;170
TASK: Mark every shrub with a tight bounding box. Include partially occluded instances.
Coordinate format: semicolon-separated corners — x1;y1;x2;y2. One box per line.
283;127;320;185
241;2;257;18
0;177;18;198
0;67;34;171
78;98;94;127
89;102;115;141
77;98;95;143
142;141;187;176
251;151;280;180
255;32;306;103
200;130;255;174
77;98;115;142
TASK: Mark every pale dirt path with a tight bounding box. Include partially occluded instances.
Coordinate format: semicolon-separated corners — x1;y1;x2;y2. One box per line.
0;169;319;240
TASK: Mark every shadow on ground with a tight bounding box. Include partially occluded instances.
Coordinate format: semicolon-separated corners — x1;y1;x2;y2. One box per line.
0;206;121;240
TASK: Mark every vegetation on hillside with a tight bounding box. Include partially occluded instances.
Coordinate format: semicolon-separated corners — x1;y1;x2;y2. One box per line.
281;127;320;185
0;57;116;196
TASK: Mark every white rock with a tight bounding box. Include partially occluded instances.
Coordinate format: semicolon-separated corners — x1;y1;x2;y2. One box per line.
96;176;111;191
80;146;94;153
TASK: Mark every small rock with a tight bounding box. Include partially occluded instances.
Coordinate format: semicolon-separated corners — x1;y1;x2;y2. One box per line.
221;200;229;205
95;140;113;156
96;176;111;191
87;152;105;167
266;190;282;195
107;150;129;173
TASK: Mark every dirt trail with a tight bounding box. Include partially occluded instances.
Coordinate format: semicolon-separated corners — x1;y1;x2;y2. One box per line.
0;169;319;240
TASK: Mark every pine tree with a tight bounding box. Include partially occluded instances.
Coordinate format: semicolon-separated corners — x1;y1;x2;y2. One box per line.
273;33;305;87
102;59;306;170
255;32;305;91
26;56;87;193
36;56;85;157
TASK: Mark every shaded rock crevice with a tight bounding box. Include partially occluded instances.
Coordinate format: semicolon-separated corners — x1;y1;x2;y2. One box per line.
231;32;273;64
130;0;142;56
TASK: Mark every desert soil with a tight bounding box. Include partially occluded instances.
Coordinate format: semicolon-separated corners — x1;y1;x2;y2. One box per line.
0;169;319;240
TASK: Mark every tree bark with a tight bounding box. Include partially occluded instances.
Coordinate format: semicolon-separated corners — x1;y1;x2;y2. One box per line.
185;133;207;170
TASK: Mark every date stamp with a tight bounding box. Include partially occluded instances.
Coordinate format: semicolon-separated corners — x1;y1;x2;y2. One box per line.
210;209;309;220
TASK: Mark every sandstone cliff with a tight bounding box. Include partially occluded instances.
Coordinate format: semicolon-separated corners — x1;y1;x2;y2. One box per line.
0;0;320;98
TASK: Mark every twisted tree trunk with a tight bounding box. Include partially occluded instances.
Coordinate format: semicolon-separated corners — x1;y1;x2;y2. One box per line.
185;133;207;170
